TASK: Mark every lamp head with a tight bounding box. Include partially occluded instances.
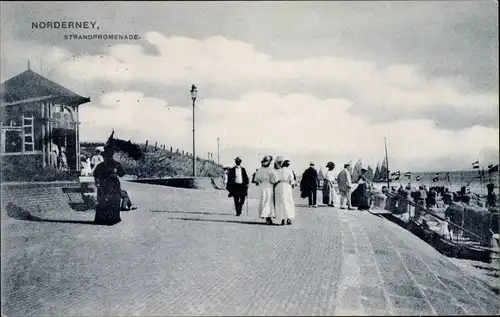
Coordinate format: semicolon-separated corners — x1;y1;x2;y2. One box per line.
190;84;198;100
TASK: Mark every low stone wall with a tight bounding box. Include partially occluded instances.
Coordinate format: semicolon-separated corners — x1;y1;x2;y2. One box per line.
130;177;215;190
1;181;93;218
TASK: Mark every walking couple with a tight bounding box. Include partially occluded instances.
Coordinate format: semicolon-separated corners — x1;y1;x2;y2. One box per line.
300;162;338;208
253;155;296;226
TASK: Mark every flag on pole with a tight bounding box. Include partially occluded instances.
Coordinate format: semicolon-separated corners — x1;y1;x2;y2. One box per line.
472;161;480;169
488;164;499;173
404;172;411;179
416;175;421;182
432;173;439;182
390;171;401;181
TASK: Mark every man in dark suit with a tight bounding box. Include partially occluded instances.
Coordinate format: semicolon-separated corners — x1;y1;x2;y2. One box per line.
226;156;249;216
300;162;320;207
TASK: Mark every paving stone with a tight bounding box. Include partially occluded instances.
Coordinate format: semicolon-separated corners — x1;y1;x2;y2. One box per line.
357;245;373;254
338;286;361;311
364;308;391;316
358;255;377;266
359;265;382;286
343;248;357;254
2;182;500;316
437;275;471;299
360;285;388;310
388;295;434;315
383;281;424;298
423;288;467;315
407;266;447;291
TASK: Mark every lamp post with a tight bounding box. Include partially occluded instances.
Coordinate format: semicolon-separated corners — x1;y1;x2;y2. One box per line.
217;137;220;165
190;84;198;177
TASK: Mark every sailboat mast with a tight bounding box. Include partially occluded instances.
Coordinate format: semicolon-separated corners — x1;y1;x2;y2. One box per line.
385;137;390;189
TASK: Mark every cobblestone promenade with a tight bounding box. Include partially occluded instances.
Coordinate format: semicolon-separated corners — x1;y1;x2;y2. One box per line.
2;182;500;316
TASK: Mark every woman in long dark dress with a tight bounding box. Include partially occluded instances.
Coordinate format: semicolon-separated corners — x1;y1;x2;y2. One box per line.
93;145;125;225
355;168;371;210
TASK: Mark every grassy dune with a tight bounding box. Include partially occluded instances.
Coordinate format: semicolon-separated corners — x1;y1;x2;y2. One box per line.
81;142;223;179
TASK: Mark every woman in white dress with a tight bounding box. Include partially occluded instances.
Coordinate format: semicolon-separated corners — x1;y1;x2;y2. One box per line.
274;157;296;226
322;161;337;207
254;155;277;225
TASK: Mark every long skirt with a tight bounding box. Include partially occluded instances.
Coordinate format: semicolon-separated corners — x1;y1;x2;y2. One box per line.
352;183;370;210
322;181;336;205
275;182;295;222
95;182;121;225
258;183;275;218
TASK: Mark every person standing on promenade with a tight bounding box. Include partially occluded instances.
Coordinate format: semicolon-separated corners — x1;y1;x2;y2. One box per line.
91;147;105;170
93;144;125;225
353;167;371;210
252;169;259;185
226;157;249;216
222;167;229;188
486;183;497;207
337;163;354;210
254;155;277;225
322;161;337;207
275;157;296;225
301;162;320;207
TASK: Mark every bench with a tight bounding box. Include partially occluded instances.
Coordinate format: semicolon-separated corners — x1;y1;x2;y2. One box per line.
79;176;97;207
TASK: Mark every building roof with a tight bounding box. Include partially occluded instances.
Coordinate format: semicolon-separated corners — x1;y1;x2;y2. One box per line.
0;68;90;107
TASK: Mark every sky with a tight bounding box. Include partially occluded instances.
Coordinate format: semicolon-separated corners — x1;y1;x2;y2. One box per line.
1;1;499;174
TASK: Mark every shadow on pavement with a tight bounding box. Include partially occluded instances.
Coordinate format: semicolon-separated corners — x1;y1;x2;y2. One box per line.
167;216;276;226
5;203;110;226
69;202;94;212
151;210;235;216
295;204;311;207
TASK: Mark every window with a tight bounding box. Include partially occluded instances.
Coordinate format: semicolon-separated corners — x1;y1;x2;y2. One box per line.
4;130;22;152
52;105;74;129
23;115;34;152
0;113;35;154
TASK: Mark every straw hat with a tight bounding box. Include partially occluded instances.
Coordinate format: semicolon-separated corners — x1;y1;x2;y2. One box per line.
261;155;273;164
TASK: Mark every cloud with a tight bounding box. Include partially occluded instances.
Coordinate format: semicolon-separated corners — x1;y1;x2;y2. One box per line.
53;32;498;129
1;31;497;171
79;91;192;148
0;40;72;81
79;91;499;172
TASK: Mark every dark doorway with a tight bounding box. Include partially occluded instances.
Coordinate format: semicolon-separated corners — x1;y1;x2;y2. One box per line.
52;128;76;170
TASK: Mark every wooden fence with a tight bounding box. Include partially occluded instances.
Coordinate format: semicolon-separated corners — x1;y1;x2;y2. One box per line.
142;140;217;164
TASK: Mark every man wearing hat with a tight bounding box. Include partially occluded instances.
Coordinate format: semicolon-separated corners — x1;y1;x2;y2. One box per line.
337;163;354;210
300;162;320;207
226;156;249;216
